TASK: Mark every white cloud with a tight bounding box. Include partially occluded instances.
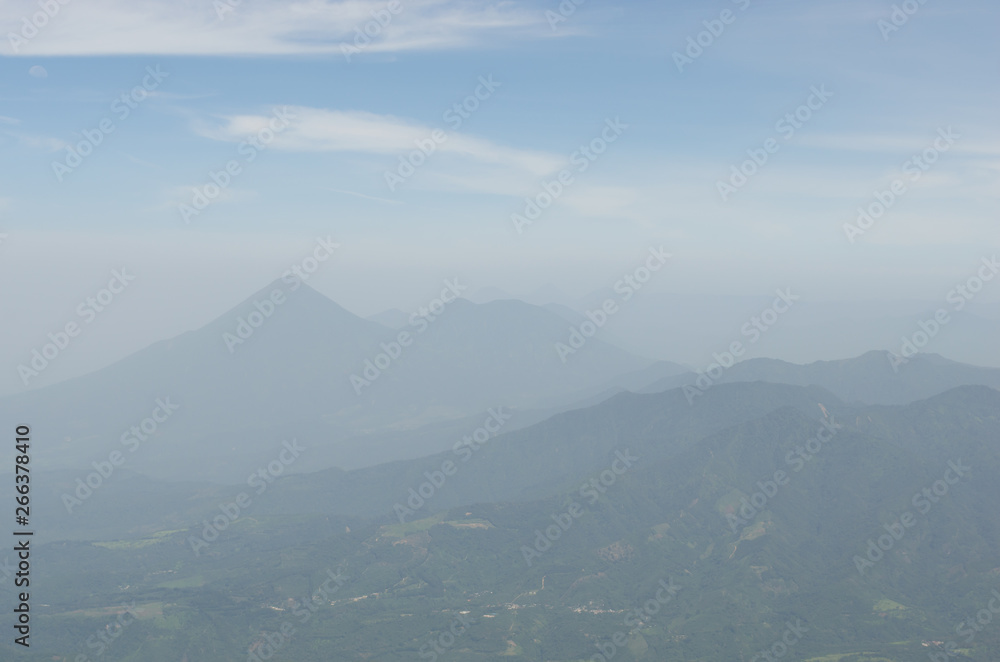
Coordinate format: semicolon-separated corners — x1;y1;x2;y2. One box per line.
162;184;255;211
560;185;639;218
197;105;565;191
0;0;549;56
415;166;550;197
3;130;66;152
798;131;1000;157
324;187;402;205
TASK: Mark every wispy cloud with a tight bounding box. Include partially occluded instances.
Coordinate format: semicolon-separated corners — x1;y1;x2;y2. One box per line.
798;131;1000;157
0;0;549;56
325;187;403;205
561;185;640;218
161;184;255;211
121;152;161;169
2;130;65;152
197;105;564;189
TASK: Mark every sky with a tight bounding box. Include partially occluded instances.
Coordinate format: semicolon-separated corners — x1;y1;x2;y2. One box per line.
0;0;998;392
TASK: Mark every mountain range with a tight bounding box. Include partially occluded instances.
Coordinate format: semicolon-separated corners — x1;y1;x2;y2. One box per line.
4;282;999;484
4;280;1000;660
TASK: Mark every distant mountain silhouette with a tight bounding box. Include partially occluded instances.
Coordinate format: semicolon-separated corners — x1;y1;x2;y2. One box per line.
642;351;1000;405
0;281;654;482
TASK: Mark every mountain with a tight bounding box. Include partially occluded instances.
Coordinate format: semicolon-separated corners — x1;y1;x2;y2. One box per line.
541;301;586;325
563;292;1000;368
468;286;513;304
642;350;1000;405
253;381;843;519
15;386;1000;661
404;385;1000;660
0;281;654;482
524;283;576;307
27;381;843;542
348;297;652;417
366;307;409;328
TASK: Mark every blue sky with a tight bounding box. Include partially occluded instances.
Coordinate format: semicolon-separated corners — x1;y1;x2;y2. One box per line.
0;0;998;391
